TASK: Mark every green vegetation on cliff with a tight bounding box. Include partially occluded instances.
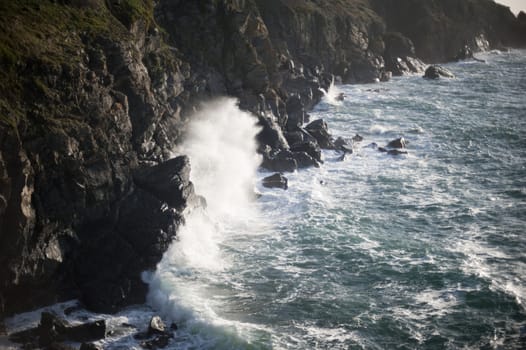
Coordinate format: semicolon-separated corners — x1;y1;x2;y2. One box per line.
0;0;154;130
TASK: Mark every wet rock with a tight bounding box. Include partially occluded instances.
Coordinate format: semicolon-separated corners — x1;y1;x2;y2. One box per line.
293;152;320;169
285;95;306;131
148;316;166;336
256;114;289;150
261;150;298;173
262;173;288;190
80;343;103;350
334;137;348;150
386;137;407;149
455;45;473;61
423;65;455;79
133;156;196;211
9;312;106;348
337;153;347;162
305;119;334;149
141;333;173;349
387;149;408;155
290;141;322;163
352;134;364;143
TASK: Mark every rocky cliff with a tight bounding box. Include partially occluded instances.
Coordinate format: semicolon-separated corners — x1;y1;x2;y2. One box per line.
1;0;524;318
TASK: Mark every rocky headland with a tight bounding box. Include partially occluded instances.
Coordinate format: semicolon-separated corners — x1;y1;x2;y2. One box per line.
1;0;525;328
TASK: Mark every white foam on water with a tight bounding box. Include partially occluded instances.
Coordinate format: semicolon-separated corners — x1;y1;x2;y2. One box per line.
145;98;268;348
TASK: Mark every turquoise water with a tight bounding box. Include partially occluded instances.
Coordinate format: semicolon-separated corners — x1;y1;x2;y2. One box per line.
9;50;524;350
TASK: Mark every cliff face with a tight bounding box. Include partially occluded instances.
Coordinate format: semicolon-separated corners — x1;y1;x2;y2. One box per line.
0;0;524;317
371;0;525;62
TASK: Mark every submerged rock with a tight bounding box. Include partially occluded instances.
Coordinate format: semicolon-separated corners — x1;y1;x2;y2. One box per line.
423;65;455;79
262;173;288;190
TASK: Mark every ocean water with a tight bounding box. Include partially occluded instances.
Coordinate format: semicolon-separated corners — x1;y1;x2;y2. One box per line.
4;50;526;349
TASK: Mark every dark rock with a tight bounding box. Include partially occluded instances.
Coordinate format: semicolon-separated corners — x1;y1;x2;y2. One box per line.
80;343;103;350
334;137;348;150
341;145;354;154
262;173;288;190
256;114;289;150
305;119;334;149
352;134;364;143
337;153;347;162
10;312;105;347
141;333;173;349
293;152;320;169
365;142;379;149
386;137;407;149
285;95;306;131
261;150;298;173
133;156;196;211
64;320;106;342
284;131;305;146
455;45;473;61
423;65;455;79
387;149;408;156
378;147;387;153
290;141;322;163
335;93;345;101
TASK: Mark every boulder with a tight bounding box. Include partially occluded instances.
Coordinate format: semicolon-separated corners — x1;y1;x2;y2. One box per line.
386;137;407;149
148;316;166;336
305;119;334;149
262;173;288;190
293;152;320;169
261;150;298;173
423;65;455;79
290;141;322;162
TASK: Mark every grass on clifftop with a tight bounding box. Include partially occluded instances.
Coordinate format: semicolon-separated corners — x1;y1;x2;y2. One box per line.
0;0;154;130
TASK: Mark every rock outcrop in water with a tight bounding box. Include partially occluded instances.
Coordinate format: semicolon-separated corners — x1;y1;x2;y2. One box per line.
1;0;525;318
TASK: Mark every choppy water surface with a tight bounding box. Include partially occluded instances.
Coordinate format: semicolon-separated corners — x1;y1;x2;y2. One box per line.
7;51;524;350
149;50;526;349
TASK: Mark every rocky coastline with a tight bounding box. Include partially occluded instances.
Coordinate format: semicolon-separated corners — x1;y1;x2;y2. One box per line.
1;1;525;346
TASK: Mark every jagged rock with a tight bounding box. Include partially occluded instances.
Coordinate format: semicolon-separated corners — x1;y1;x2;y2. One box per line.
424;65;455;79
262;173;288;190
305;119;334;149
386;137;407;149
293;152;320;169
455;45;474;61
286;95;306;131
257;114;289;150
133;156;196;211
261;150;298;173
290;141;322;163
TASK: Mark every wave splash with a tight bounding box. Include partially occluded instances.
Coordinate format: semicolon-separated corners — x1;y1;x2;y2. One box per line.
319;77;344;106
144;98;263;347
